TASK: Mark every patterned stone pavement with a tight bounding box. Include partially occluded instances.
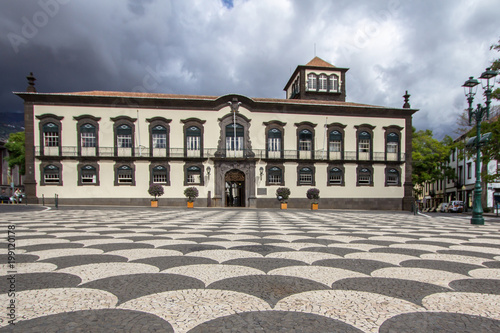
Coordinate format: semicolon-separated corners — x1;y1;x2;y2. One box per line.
1;208;500;332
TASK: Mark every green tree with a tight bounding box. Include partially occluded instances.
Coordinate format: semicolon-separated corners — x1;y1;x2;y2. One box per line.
5;131;25;175
461;116;500;207
490;38;500;100
412;128;454;195
479;117;500;184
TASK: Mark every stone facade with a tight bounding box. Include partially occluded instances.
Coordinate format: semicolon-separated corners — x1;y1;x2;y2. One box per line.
16;57;417;209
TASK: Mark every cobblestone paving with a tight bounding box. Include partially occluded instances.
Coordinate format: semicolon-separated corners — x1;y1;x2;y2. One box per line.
1;209;500;332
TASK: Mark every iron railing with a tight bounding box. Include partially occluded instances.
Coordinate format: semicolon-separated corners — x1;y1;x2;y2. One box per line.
35;146;405;162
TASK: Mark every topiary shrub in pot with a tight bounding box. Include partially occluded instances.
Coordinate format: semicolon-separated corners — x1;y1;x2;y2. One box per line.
276;187;290;209
307;187;320;210
148;184;164;207
184;187;199;208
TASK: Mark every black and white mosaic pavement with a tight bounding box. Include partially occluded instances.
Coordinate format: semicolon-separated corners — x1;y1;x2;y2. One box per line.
1;208;500;332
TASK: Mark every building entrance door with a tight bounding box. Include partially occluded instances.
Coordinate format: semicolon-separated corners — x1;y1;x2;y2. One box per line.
225;170;245;207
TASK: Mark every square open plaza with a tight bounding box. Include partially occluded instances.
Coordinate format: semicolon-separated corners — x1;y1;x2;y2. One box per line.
1;206;500;332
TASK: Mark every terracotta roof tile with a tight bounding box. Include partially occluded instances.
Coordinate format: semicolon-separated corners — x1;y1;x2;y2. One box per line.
47;91;390;109
62;91;218;100
305;57;336;68
253;97;383;108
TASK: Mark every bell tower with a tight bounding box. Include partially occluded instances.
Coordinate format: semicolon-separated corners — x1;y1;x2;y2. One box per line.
283;57;349;102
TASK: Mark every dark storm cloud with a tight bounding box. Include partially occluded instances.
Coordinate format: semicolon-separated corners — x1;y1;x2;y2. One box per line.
0;0;498;139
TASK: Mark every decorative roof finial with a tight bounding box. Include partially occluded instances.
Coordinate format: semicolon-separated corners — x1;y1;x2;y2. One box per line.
403;90;410;108
228;97;241;113
26;72;37;93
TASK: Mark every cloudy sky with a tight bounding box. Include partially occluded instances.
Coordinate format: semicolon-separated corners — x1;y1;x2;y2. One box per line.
1;0;498;139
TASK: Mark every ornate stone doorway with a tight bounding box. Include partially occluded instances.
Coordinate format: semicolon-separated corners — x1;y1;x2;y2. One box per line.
213;160;256;208
225;170;245;207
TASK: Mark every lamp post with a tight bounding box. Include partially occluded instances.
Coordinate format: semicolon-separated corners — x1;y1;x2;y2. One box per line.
462;67;498;225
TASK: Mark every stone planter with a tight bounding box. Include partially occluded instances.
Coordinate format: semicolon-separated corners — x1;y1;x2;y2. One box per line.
151;200;158;208
311;203;318;210
187;201;194;208
280;203;287;210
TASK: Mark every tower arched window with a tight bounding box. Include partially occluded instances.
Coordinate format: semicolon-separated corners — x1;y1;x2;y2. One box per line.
329;74;339;92
307;73;317;91
319;74;328;91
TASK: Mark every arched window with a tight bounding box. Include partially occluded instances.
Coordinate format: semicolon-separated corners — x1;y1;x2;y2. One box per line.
268;166;283;185
358;132;370;152
152;165;169;184
329;130;342;160
43;164;60;184
307;73;317;91
75;115;100;157
80;123;97;157
319;74;328;91
298;167;313;185
186;165;202;185
357;168;372;186
37;114;63;157
387;132;398;153
152;125;167;149
296;122;316;159
386;131;400;161
329;74;339;92
81;124;96;148
78;162;99;186
112;116;136;157
147;117;171;157
186;126;201;157
329;167;343;185
43;123;59;147
386;168;399;186
268;128;281;153
358;131;371;161
264;120;286;159
80;165;97;184
226;123;244;156
299;129;312;151
117;125;132;148
116;165;134;185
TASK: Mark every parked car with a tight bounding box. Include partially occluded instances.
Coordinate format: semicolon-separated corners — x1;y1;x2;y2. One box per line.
0;195;10;204
448;201;464;213
438;203;448;212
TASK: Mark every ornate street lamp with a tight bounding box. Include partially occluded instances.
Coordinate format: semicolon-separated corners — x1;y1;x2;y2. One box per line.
462;67;498;225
